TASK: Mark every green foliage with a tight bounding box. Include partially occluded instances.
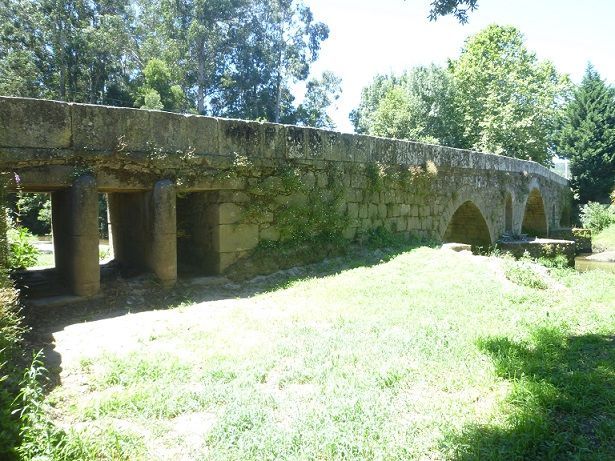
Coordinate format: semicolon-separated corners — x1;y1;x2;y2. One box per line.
7;222;39;271
12;193;51;235
136;59;187;112
351;26;568;165
555;65;615;203
579;202;615;232
1;0;337;124
450;25;569;165
141;89;164;110
428;0;478;23
350;65;462;145
294;71;341;129
0;285;24;459
245;164;348;245
0;0;137;105
14;355;67;460
504;257;548;289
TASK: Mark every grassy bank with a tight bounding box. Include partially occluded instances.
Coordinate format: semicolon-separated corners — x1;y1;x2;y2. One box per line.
594;223;615;252
38;247;615;460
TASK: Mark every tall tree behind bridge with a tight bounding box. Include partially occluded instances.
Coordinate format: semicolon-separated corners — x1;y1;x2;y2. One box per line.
0;0;339;126
350;65;463;146
450;25;569;165
555;65;615;203
351;25;569;166
0;0;137;105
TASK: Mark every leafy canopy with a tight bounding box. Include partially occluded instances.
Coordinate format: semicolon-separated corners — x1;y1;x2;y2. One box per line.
450;25;569;165
351;25;570;166
555;64;615;203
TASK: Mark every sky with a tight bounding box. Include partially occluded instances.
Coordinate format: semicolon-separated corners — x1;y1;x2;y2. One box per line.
302;0;615;133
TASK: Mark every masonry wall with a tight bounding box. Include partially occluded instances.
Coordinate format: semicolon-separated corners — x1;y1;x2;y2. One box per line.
0;97;572;281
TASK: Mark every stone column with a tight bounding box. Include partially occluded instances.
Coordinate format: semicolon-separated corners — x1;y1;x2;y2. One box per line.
146;180;177;287
52;175;100;296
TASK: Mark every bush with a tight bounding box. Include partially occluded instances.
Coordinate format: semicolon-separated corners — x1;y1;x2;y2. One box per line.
579;202;615;232
0;277;28;459
7;222;39;270
504;257;548;289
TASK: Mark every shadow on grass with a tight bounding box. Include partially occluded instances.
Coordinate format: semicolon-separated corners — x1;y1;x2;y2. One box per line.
443;327;615;460
21;240;433;390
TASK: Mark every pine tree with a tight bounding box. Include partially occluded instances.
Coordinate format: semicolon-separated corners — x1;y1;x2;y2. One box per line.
556;64;615;203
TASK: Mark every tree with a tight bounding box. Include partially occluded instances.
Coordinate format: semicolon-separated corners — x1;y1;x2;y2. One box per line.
450;25;569;165
0;0;138;105
294;71;341;129
350;65;463;145
428;0;478;23
210;0;329;122
555;65;615;203
136;59;187;112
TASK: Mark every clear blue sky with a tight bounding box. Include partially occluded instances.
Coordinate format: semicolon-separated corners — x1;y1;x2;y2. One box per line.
302;0;615;132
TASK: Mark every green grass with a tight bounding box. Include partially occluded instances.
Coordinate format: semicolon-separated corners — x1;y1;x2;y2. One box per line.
34;251;55;268
594;223;615;252
46;247;615;460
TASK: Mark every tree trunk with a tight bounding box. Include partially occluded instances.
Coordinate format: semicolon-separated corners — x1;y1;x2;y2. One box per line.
197;38;205;114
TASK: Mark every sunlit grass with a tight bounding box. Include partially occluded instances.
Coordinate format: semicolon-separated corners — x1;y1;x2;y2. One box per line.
594;223;615;252
48;247;615;460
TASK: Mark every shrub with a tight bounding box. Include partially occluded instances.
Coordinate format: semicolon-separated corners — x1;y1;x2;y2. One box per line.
579;202;614;232
7;221;39;270
504;258;548;289
0;284;25;459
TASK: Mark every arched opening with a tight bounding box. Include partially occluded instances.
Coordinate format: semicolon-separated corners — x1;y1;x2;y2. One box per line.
522;188;548;237
505;194;513;233
444;201;492;248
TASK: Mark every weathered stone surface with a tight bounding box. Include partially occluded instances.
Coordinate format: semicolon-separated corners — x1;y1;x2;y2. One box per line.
214;224;259;252
51;175;100;296
0;97;71;149
0;97;572;282
218;203;244;225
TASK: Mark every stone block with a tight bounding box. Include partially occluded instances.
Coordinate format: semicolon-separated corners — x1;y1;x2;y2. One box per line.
218;191;251;203
218;118;262;157
0;97;71;149
218;251;247;272
343;227;357;240
182;114;219;155
72;104;145;152
260;225;281;241
347;202;359;218
305;127;325;159
286;126;306;159
215;224;259;252
353;136;371;163
261;123;286;158
336;134;354;162
218;203;244;224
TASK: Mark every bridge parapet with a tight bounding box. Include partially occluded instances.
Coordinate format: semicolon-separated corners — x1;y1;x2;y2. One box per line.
1;96;566;187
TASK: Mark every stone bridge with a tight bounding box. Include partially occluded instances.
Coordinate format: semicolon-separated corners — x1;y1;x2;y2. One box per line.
0;97;571;296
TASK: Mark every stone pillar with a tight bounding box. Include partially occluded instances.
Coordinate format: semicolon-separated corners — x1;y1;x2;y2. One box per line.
146;180;177;286
52;175;100;296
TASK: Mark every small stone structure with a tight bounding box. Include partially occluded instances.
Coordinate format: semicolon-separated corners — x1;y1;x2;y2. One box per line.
0;97;572;296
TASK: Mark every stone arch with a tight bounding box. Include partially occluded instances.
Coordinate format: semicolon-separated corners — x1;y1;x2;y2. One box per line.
443;201;492;248
504;192;513;233
438;187;496;245
522;187;548;237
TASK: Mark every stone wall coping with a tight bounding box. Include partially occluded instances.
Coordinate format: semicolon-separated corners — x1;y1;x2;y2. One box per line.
0;96;568;186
